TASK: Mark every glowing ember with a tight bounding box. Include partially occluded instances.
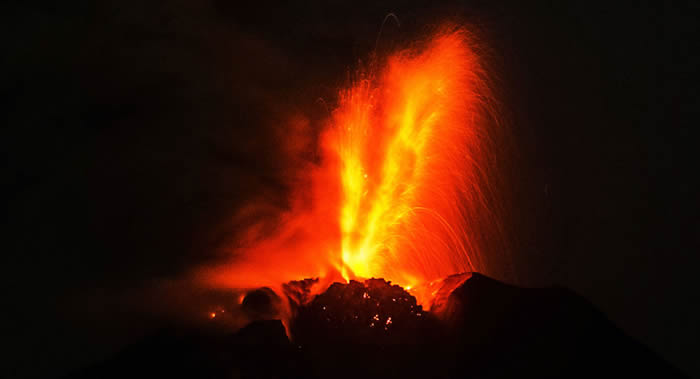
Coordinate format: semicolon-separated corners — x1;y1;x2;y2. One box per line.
290;278;441;346
200;25;501;311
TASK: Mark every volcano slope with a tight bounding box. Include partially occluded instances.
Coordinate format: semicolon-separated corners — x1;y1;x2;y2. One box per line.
67;273;687;379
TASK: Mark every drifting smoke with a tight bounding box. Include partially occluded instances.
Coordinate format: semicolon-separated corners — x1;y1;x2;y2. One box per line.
197;24;510;311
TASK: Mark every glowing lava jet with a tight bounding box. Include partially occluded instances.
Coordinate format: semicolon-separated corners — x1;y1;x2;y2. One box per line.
329;28;495;291
202;26;502;311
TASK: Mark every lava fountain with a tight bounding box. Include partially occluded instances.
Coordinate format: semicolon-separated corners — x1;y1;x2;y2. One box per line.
200;25;504;314
330;27;497;288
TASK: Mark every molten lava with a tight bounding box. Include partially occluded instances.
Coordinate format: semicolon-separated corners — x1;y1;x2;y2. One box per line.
329;28;492;291
201;26;501;312
290;278;440;346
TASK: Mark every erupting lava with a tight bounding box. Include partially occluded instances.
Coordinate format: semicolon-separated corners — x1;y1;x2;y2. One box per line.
201;25;502;311
331;28;492;290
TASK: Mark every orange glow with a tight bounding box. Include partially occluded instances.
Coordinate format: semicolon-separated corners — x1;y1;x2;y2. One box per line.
199;26;501;310
329;29;489;291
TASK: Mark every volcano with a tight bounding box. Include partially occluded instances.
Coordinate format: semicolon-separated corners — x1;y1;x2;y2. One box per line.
67;26;685;379
67;273;685;379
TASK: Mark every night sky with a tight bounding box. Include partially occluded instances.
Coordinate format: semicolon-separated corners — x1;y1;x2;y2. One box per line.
4;1;698;378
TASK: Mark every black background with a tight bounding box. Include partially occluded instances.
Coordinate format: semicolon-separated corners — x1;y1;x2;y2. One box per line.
4;1;698;378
